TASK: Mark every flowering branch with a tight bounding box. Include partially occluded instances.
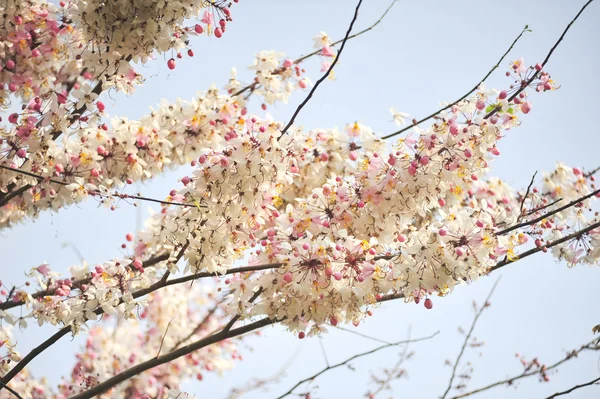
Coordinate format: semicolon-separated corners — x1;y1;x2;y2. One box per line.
496;186;600;235
484;0;595;120
381;24;530;140
490;218;600;272
232;0;398;98
0;165;204;209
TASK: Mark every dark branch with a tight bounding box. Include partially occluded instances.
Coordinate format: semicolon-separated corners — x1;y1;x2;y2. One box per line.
278;0;364;138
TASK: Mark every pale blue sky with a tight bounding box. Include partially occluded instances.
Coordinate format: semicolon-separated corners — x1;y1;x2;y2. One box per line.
2;0;600;398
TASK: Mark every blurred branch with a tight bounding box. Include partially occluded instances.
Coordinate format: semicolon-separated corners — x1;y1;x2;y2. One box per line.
274;331;439;399
544;375;600;398
440;278;501;399
448;338;600;399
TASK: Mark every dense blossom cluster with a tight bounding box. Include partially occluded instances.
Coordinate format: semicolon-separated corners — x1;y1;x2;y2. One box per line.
0;2;598;397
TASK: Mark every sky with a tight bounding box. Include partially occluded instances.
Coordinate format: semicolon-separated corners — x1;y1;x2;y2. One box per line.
2;0;600;398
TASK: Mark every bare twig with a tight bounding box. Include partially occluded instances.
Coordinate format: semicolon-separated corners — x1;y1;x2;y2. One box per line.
517;171;537;222
278;0;364;138
448;338;599;399
156;318;176;358
274;331;439;399
440;278;501;399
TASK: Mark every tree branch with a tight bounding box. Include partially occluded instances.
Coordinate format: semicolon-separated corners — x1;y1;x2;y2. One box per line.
544;375;600;398
381;24;529;140
274;331;439;399
232;0;398;98
440;278;501;399
448;338;599;399
278;0;364;138
496;186;600;236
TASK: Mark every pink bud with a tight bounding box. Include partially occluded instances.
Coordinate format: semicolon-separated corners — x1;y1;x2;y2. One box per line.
349;151;358;161
214;28;223;38
476;220;484;228
299;79;307;89
283;271;293;283
357;200;365;208
90;168;100;178
450;125;459;136
397;234;406;243
195;24;204;34
167;58;176;70
464;149;472;158
408;165;417;176
438;229;447;237
489;115;499;124
298;331;305;339
126;233;134;242
302;243;310;251
16;149;26;158
6;60;15;70
419;156;429;165
181;176;191;185
54;164;64;173
97;101;105;112
132;258;143;270
499;90;507;100
491;147;500;156
8;113;18;124
330;316;338;326
521;102;532;114
438;198;446;207
31;49;41;58
535;63;543;71
220;156;229;167
199;154;207;164
283;59;293;68
320;152;329;162
424;298;433;309
456;247;464;256
187;49;194;57
333;272;342;281
126;178;133;184
476;99;485;110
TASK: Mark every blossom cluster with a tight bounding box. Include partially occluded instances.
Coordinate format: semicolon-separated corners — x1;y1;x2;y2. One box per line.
2;285;241;398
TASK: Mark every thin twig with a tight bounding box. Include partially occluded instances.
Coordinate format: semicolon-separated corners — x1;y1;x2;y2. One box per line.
448;338;599;399
278;0;364;138
0;165;204;208
232;0;398;98
156;318;176;358
496;187;600;236
440;278;501;399
490;219;600;272
381;24;530;140
274;331;439;399
544;375;600;398
518;171;537;222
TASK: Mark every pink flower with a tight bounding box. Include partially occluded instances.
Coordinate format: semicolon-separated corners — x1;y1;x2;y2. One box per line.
37;264;51;276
